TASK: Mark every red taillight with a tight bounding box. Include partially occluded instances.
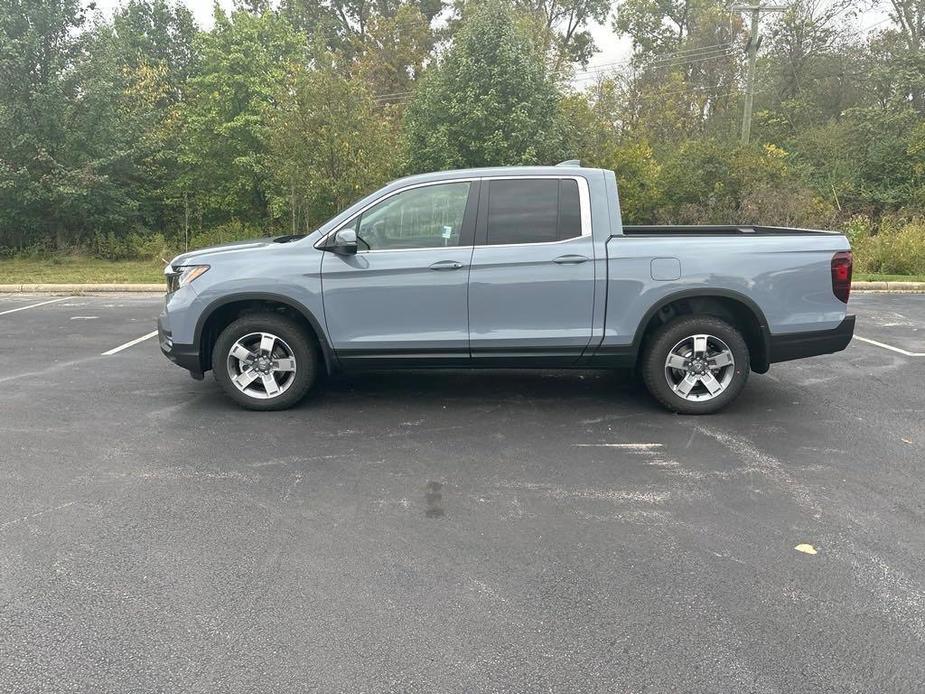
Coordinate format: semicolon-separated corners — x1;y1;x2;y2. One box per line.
831;251;852;303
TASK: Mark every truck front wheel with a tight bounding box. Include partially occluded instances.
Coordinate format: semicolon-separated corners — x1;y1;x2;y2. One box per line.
212;312;318;411
641;315;750;414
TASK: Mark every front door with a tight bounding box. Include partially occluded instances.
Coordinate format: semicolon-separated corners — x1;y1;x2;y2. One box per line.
321;180;478;367
468;176;596;365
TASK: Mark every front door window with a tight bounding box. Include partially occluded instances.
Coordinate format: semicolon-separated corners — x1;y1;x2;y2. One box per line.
351;182;472;251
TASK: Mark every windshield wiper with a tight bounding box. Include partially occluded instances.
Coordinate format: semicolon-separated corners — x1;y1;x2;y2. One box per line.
272;234;307;243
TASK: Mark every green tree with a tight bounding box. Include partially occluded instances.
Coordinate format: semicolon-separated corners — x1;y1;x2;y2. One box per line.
765;0;858;102
449;0;608;68
599;140;662;222
352;4;433;100
81;1;199;238
269;55;400;231
178;7;302;229
279;0;442;54
520;0;612;68
0;0;93;249
405;0;564;171
888;0;925;113
612;0;744;141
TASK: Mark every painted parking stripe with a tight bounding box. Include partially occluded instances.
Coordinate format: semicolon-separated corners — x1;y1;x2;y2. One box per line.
855;336;925;357
0;296;73;316
573;443;663;450
101;330;159;356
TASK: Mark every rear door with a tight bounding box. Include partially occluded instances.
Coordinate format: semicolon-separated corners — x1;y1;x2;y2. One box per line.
467;176;596;365
321;179;478;366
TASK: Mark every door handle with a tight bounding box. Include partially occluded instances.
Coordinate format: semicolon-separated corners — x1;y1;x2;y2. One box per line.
429;260;464;271
552;254;590;265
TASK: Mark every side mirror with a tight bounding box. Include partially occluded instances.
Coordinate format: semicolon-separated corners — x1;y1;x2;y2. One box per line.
329;228;358;255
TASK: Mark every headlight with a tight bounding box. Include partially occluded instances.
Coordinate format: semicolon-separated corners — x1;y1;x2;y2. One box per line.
166;264;209;292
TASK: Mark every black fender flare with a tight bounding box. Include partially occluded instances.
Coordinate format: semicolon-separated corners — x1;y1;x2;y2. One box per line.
195;292;337;373
630;288;771;373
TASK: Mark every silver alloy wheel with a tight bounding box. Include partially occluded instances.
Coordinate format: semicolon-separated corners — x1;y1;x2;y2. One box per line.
226;332;297;400
663;333;736;402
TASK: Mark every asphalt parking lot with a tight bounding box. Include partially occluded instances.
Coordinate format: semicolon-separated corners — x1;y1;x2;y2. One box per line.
1;292;924;693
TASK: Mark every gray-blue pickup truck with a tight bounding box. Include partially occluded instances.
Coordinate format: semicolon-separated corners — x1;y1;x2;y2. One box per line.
158;163;855;414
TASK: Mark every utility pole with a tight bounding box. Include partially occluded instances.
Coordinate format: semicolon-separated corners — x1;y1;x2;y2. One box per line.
733;3;786;145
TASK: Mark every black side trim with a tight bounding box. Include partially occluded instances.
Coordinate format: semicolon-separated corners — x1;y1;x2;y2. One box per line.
470;346;583;368
339;348;466;357
768;315;855;364
338;346;585;369
338;348;470;370
582;345;635;368
471;345;583;356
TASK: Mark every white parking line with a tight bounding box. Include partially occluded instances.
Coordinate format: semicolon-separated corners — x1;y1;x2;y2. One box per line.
573;443;663;450
101;330;159;356
0;296;73;316
855;336;925;357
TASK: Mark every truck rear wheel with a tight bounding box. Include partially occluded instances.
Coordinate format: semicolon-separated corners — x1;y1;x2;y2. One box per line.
212;313;318;411
641;315;750;414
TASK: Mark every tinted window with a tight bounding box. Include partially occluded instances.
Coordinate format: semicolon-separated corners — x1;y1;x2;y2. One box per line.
486;179;583;245
557;179;581;240
354;182;471;250
487;180;558;245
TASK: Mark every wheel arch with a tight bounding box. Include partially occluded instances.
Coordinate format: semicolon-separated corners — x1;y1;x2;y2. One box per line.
633;289;771;373
194;292;335;375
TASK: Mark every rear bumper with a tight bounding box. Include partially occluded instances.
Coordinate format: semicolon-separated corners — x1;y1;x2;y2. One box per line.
158;313;202;376
768;315;855;364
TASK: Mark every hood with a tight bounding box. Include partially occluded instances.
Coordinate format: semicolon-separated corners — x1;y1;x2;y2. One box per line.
167;235;306;268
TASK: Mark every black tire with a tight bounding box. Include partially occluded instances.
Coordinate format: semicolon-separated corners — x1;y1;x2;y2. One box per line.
212;312;318;411
641;315;750;415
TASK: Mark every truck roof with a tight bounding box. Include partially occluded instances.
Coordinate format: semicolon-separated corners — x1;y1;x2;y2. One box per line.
387;165;603;189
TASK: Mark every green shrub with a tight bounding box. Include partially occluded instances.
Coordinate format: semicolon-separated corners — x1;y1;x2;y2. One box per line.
127;232;174;262
93;231;132;260
849;216;925;275
884;220;925;274
655;141;829;226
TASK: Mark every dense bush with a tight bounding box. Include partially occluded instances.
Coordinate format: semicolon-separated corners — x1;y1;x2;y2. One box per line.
849;217;925;275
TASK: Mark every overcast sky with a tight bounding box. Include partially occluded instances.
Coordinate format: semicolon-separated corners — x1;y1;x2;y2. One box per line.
93;0;895;72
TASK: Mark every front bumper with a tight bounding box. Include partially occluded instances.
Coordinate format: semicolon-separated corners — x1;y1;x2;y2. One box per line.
768;315;856;364
158;312;203;377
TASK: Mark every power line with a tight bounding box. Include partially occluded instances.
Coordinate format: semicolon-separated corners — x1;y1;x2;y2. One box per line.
372;89;414;100
372;45;737;100
841;16;893;40
569;42;734;72
573;47;734;75
634;84;735;98
565;42;734;77
571;49;736;82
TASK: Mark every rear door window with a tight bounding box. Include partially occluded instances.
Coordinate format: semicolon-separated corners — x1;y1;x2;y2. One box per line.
556;179;581;241
485;179;583;245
